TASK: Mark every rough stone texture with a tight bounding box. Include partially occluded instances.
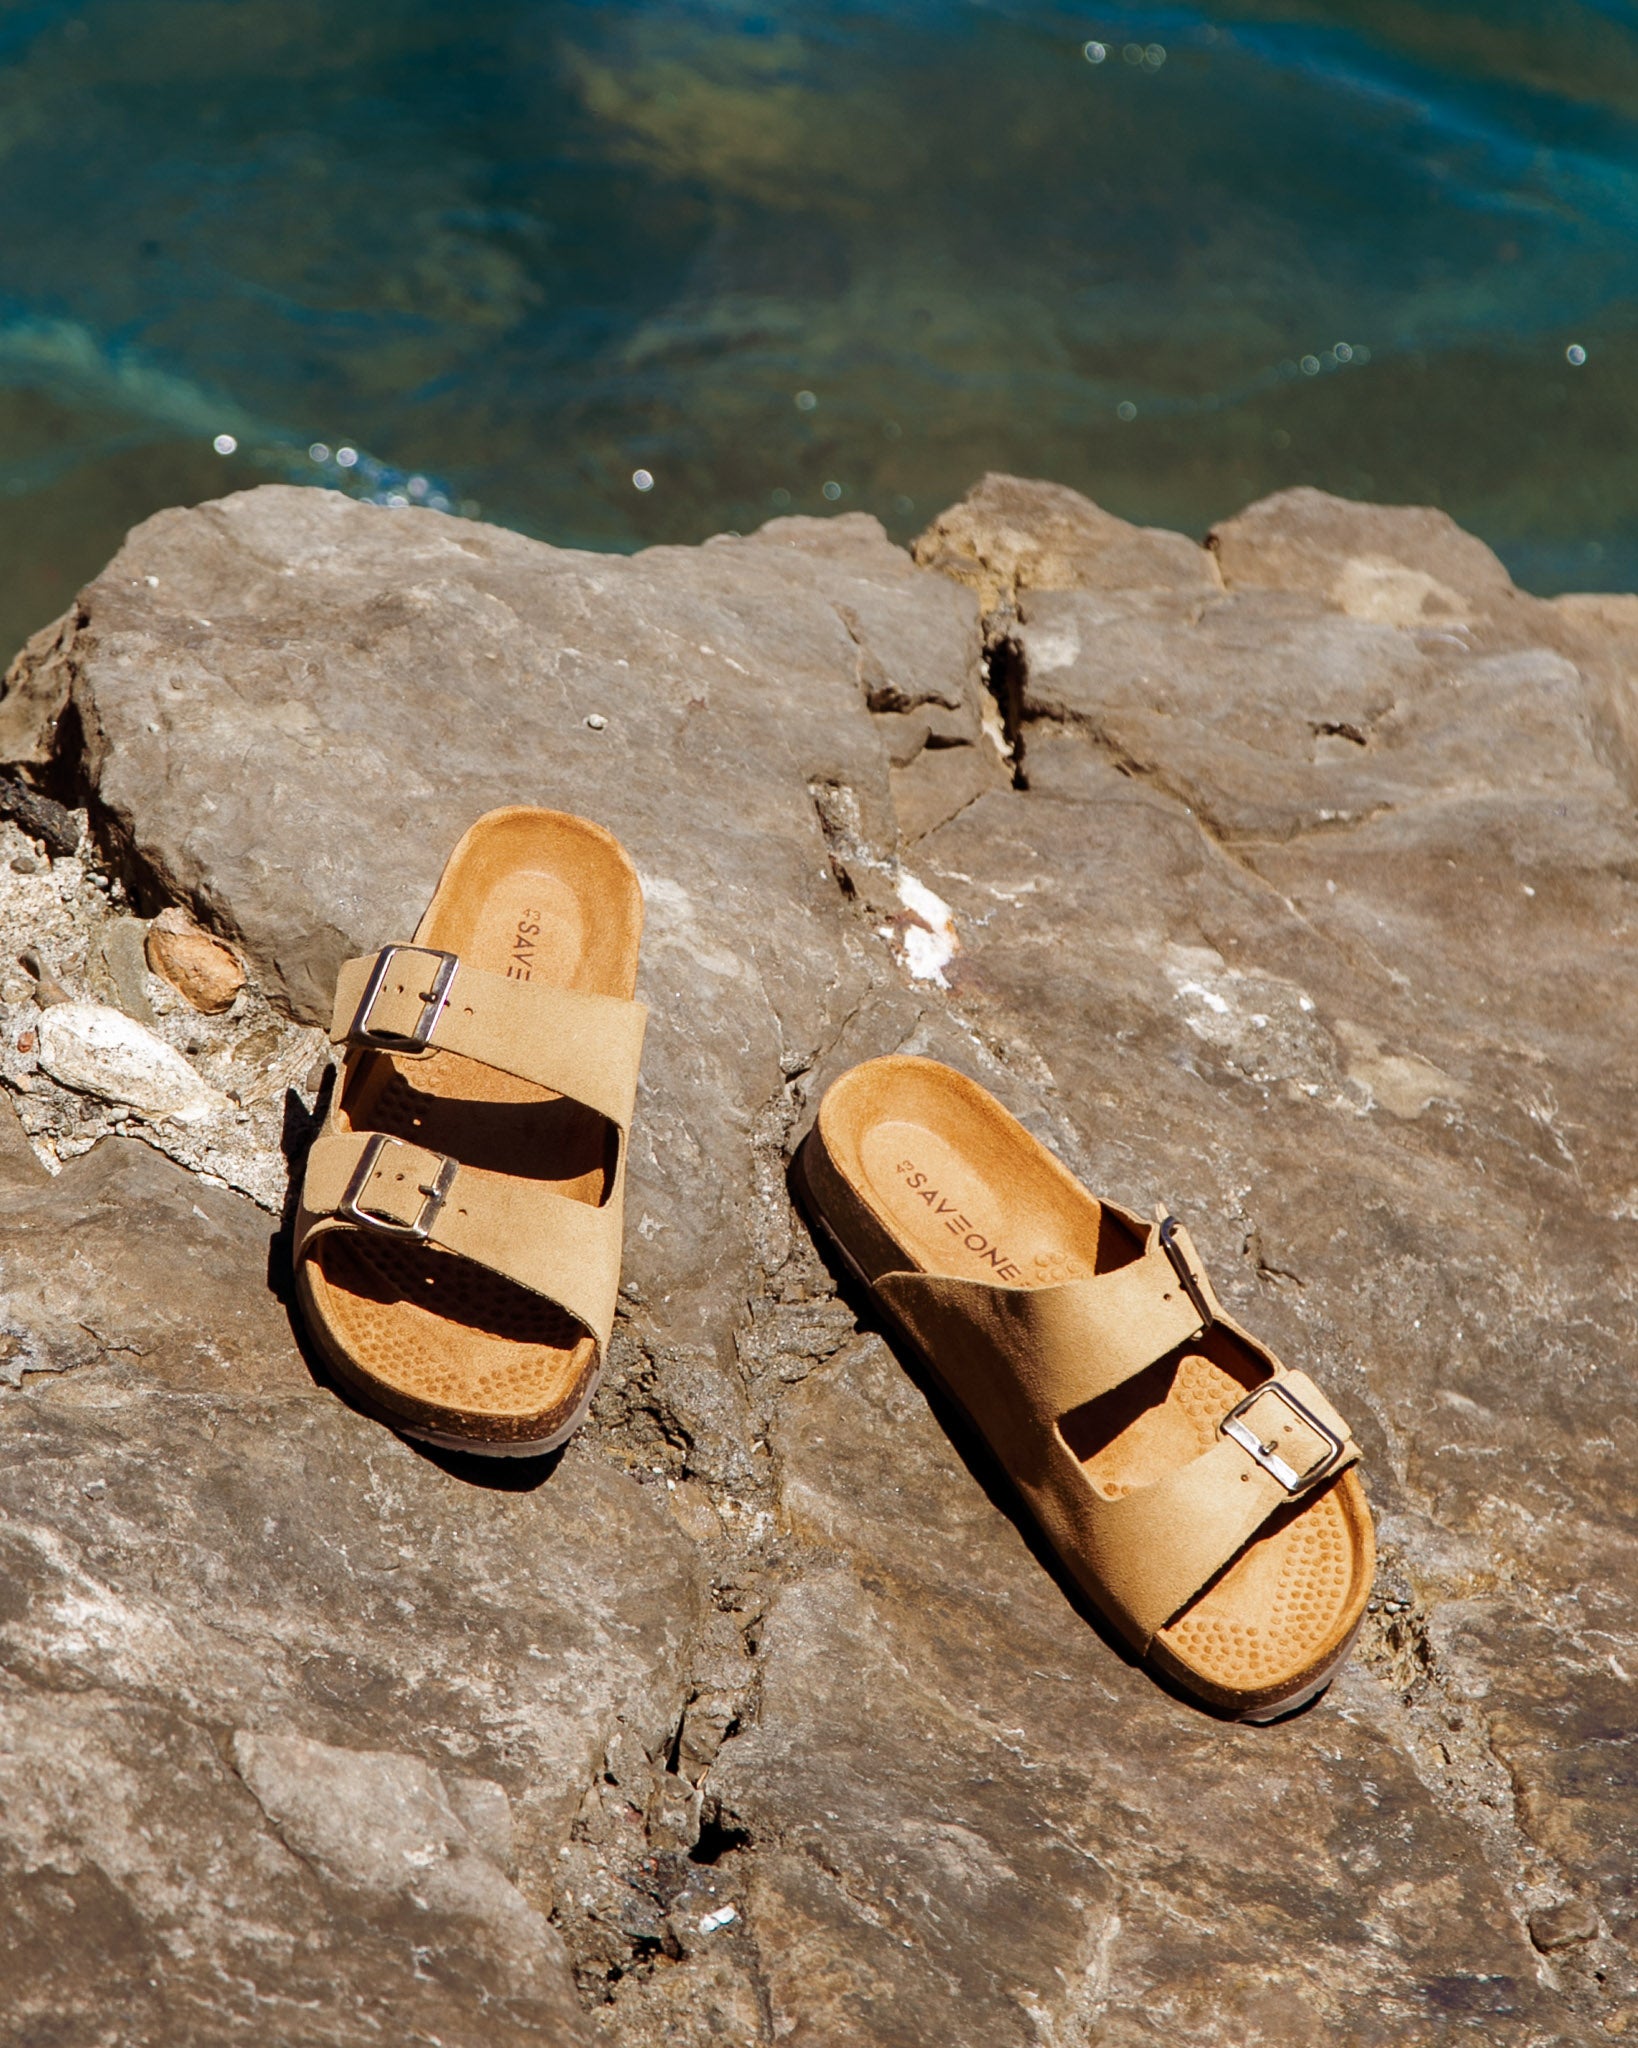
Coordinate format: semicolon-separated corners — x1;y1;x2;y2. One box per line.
0;610;83;768
0;1132;696;2045
37;999;228;1122
87;912;155;1022
0;476;1635;2042
0;817;324;1210
1531;1899;1604;1955
1207;483;1519;620
8;491;1000;1358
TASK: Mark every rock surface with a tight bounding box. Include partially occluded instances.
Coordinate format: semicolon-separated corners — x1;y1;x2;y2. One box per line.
0;1131;694;2045
0;475;1635;2043
0;829;323;1211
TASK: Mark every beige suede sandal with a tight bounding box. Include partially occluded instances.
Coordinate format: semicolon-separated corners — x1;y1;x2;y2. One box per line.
795;1056;1375;1718
294;807;646;1456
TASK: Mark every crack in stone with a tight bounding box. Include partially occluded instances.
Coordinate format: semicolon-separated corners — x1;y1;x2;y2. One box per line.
1349;1559;1633;2020
980;626;1030;789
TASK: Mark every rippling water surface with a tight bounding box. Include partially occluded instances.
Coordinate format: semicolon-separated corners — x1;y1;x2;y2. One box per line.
3;0;1637;653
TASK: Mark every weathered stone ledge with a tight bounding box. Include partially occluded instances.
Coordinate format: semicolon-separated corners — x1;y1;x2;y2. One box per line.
0;475;1633;2044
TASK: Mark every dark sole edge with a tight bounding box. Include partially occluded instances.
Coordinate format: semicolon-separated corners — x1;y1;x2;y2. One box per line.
395;1368;601;1460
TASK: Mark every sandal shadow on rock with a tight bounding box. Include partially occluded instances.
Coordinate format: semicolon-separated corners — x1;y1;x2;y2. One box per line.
794;1055;1375;1719
294;806;646;1457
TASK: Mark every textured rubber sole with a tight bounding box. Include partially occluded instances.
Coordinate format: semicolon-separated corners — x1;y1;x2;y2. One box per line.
297;1257;602;1461
1234;1621;1359;1722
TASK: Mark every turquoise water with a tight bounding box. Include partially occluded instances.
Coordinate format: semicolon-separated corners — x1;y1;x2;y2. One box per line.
3;1;1638;655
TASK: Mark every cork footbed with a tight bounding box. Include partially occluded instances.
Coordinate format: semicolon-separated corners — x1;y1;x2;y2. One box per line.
297;808;642;1448
807;1057;1373;1715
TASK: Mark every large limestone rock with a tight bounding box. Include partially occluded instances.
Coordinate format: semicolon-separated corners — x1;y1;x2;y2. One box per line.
17;491;993;1362
0;1133;698;2043
0;475;1634;2043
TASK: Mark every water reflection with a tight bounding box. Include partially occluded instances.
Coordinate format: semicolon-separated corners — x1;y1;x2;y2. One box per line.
1;0;1637;657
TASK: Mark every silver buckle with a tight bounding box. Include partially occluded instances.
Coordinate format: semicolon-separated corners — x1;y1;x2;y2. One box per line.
1158;1214;1213;1328
1221;1380;1345;1494
338;1133;456;1240
349;946;458;1053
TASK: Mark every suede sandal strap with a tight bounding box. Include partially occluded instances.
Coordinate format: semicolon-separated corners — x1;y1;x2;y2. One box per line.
295;1129;625;1351
1086;1369;1361;1647
331;946;647;1133
876;1216;1221;1420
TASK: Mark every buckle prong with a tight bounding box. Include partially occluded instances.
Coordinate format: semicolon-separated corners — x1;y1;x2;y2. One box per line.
1158;1214;1213;1328
349;945;458;1053
338;1133;456;1240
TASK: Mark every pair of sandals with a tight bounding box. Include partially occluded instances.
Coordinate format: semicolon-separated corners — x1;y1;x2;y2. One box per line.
294;808;1374;1722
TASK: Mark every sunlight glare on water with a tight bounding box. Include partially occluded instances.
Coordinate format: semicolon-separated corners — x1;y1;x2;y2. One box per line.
1;0;1637;653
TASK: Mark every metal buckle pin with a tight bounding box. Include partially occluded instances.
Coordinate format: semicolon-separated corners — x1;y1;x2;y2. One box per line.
1158;1214;1214;1328
1220;1380;1345;1494
349;945;458;1053
337;1133;457;1240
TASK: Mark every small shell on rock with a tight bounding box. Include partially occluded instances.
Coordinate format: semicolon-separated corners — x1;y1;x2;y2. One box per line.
146;907;246;1014
36;1001;227;1123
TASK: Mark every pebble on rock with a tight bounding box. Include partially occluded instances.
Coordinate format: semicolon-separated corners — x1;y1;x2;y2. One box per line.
146;907;246;1014
1528;1898;1601;1951
19;946;72;1006
89;915;156;1025
36;1001;227;1123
